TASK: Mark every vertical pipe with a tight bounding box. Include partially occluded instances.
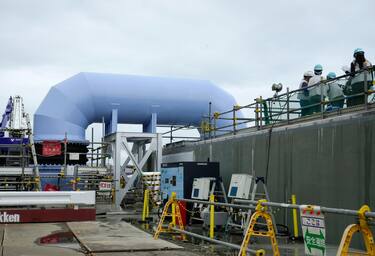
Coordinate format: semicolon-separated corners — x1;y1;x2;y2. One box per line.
233;106;236;135
208;102;212;139
72;166;77;191
320;83;324;119
172;199;176;226
20;138;25;190
146;191;150;218
91;127;94;167
63;132;67;174
286;87;290;124
114;133;122;206
96;148;99;167
210;194;215;239
26;114;41;191
255;102;259;130
291;194;299;238
213;116;217;138
259;97;263;130
142;189;149;221
101;116;105;167
170;126;173;144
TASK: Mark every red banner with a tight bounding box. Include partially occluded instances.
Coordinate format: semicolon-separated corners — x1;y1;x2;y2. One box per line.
42;141;62;156
0;208;96;223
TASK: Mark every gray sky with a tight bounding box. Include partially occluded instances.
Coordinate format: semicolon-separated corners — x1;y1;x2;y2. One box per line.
1;0;374;124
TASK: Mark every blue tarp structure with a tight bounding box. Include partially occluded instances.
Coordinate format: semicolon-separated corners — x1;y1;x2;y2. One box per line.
34;72;242;142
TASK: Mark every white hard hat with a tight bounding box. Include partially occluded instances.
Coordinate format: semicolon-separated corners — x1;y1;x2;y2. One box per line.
304;71;314;77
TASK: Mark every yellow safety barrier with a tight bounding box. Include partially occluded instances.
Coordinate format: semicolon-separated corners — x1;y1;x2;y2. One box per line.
153;192;186;240
210;194;215;239
238;199;280;256
142;189;150;222
291;194;299;238
336;205;375;256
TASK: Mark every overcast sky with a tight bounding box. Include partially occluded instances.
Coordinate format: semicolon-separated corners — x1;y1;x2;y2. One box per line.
1;0;374;126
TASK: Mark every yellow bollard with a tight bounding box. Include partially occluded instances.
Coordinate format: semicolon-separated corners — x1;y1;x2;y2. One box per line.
146;193;150;217
291;194;299;238
142;189;150;222
210;194;215;239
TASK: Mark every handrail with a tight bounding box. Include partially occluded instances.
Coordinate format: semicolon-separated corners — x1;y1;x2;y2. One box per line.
203;66;375;139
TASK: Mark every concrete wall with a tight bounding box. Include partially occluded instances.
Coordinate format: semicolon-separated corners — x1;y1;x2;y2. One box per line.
164;109;375;246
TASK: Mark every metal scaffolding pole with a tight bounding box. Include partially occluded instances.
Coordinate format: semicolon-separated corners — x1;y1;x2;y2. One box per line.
177;198;255;210
234;199;375;218
171;227;261;255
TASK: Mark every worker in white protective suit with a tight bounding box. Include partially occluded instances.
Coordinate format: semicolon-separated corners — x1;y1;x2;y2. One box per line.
326;72;344;109
307;64;327;114
297;71;313;116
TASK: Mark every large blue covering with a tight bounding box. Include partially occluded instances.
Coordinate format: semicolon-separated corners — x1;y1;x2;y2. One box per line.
34;72;242;142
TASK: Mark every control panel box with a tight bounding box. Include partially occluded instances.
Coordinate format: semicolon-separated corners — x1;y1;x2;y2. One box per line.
228;174;253;199
160;162;220;201
191;177;212;200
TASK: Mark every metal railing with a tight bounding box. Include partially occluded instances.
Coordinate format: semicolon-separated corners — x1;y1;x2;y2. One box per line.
202;66;375;139
160;124;200;144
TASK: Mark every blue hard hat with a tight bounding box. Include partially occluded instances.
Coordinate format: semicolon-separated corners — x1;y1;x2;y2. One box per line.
327;72;336;79
354;48;364;56
314;64;323;72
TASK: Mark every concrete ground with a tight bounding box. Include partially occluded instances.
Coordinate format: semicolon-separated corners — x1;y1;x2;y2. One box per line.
0;215;367;256
0;215;199;256
0;223;83;256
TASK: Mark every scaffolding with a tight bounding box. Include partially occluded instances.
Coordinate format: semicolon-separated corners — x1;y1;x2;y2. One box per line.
105;132;163;207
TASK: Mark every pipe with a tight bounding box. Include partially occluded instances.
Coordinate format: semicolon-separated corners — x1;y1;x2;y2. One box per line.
170;227;260;255
209;194;215;239
177;198;255;210
234;199;375;218
291;194;298;238
34;72;243;142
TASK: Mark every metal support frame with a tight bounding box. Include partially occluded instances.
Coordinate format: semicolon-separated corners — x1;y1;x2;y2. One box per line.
105;132;162;207
25;114;41;190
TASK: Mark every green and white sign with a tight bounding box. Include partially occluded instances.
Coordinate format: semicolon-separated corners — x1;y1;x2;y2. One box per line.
300;205;326;256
